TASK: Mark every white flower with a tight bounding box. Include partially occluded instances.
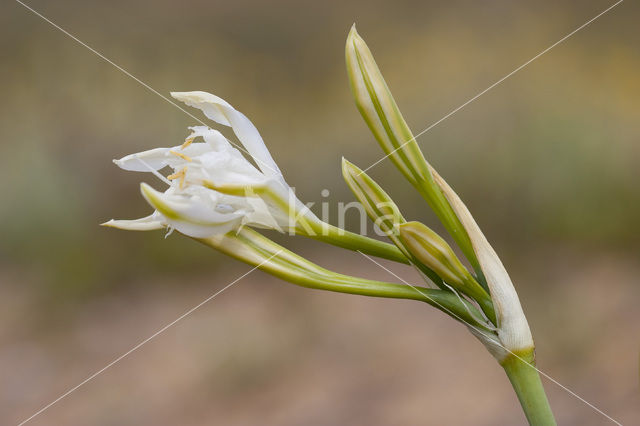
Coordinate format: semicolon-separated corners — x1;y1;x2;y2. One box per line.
104;91;319;238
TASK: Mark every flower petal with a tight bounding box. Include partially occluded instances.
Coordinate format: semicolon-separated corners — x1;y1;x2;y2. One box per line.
101;214;164;231
140;183;243;238
114;148;174;172
114;143;213;173
171;91;282;178
186;127;266;186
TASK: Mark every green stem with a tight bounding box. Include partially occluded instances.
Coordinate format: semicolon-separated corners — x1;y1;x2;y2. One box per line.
501;350;557;426
306;222;409;264
196;229;492;331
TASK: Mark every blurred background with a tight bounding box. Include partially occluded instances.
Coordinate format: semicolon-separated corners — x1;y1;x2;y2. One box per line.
1;0;638;424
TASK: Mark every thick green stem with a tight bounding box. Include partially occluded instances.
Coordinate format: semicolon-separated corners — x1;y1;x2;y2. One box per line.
501;351;556;426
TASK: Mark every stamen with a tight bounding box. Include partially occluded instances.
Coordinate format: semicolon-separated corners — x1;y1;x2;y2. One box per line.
170;150;193;162
167;167;188;189
180;137;194;149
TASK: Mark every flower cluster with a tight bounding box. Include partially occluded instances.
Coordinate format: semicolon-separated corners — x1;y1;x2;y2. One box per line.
108;26;535;367
106;25;555;424
105;91;319;237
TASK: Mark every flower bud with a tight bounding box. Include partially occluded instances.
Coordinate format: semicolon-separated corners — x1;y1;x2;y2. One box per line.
341;158;405;239
399;221;495;324
345;25;430;186
399;221;471;288
341;159;447;288
345;26;480;276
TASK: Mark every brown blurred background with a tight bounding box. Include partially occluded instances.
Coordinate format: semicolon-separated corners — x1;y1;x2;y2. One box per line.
1;0;639;424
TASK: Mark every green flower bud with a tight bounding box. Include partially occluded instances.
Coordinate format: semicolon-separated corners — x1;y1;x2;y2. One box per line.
341;158;405;239
399;221;495;324
399;221;472;288
345;25;482;279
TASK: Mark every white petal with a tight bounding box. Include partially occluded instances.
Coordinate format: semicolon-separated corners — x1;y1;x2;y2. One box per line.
242;195;283;231
171;91;282;178
248;183;319;232
114;148;174;172
173;92;233;125
175;141;216;158
185;127;266;186
114;143;214;172
432;170;533;356
187;126;230;151
101;214;164;231
140;183;243;238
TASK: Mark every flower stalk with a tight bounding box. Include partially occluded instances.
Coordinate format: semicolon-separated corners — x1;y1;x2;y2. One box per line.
197;227;492;331
344;26;556;424
502;350;557;426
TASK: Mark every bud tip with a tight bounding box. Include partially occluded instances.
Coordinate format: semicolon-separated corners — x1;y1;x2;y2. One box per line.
347;24;363;43
139;182;160;205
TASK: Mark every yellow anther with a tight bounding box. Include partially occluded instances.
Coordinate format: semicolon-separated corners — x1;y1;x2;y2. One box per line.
169;150;193;162
180;138;194;149
167;167;188;189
